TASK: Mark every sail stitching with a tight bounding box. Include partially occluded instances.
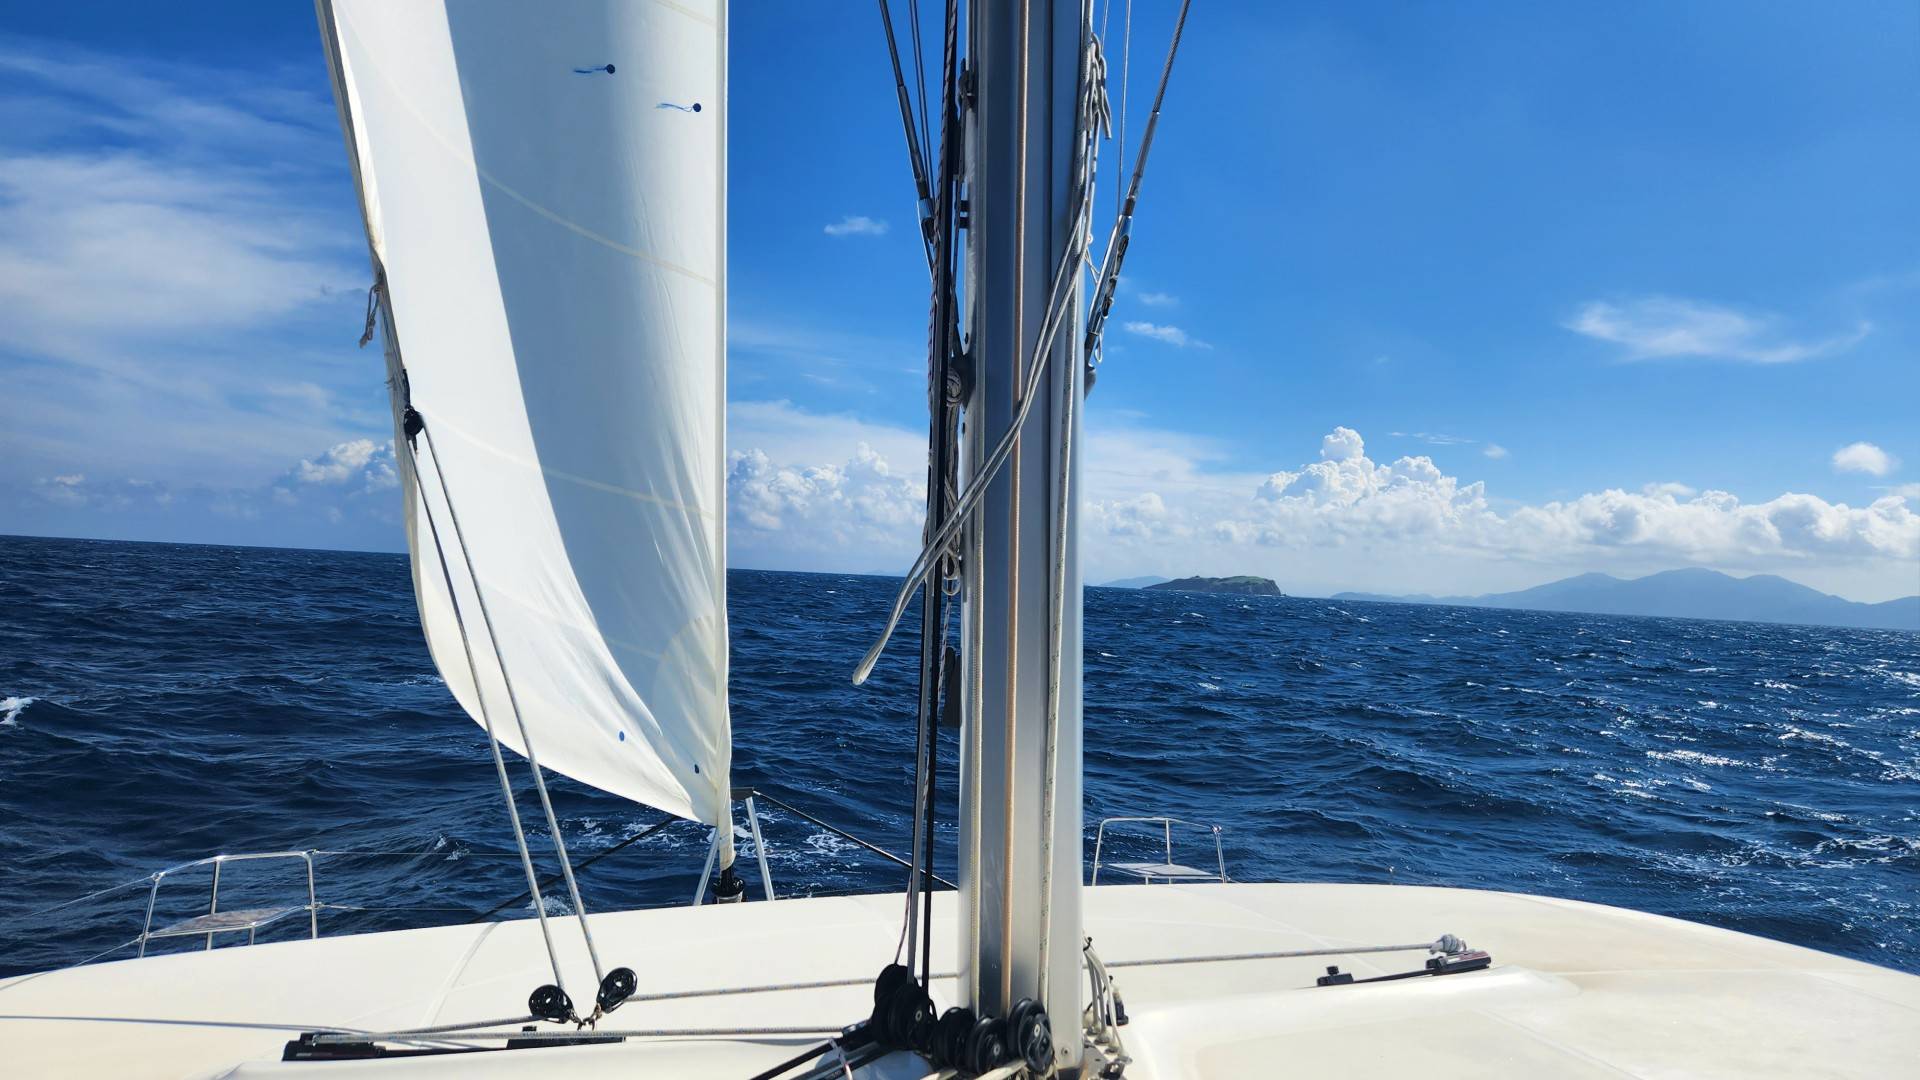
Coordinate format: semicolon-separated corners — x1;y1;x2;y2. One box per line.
333;8;717;289
417;408;719;523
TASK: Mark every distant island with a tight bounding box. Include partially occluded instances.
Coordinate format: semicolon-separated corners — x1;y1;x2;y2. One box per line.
1333;568;1918;632
1146;575;1283;596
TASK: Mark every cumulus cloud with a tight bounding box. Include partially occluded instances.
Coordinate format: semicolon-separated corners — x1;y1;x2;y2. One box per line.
1121;321;1210;349
1566;297;1870;363
1194;429;1920;565
1078;424;1919;598
1832;441;1896;477
294;440;380;485
728;443;925;562
823;215;889;237
723;401;928;570
1087;492;1172;539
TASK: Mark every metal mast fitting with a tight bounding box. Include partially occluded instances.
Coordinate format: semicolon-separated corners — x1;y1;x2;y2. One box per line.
959;0;1088;1073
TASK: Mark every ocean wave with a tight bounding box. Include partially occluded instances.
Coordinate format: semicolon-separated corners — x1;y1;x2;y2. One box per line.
3;534;1916;979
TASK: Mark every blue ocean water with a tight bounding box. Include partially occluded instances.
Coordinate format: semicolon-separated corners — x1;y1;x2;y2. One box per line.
1;534;1915;979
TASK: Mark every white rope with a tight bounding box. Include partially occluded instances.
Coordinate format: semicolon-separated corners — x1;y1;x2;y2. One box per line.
849;90;1101;690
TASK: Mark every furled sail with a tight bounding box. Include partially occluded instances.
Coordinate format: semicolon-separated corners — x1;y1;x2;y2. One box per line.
317;0;731;850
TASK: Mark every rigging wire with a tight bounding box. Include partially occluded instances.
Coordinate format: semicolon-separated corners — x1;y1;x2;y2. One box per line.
399;410;570;999
417;423;610;992
850;107;1101;688
897;0;964;990
907;0;934;175
1084;0;1192;381
751;791;954;888
877;0;936;268
470;815;677;923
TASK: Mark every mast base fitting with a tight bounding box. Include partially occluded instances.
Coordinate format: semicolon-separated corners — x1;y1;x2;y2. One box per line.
595;967;638;1013
709;865;746;904
528;984;575;1024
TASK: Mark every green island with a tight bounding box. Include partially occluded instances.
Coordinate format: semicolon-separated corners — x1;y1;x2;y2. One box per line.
1144;575;1283;596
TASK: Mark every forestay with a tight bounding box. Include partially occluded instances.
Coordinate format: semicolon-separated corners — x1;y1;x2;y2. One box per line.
318;0;731;850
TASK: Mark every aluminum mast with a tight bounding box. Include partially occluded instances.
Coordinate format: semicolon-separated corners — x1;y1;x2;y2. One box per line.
958;1;1088;1073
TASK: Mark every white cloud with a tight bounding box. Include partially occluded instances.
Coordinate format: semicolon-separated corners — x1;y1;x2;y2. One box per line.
1482;443;1509;460
1832;441;1896;477
1121;321;1210;349
294;440;380;485
1087;492;1172;539
1080;423;1919;601
1391;431;1474;446
823;215;889;237
727;444;925;566
724;401;928;570
33;474;90;507
1136;291;1178;308
1239;429;1917;562
1566;297;1870;363
0;36;377;502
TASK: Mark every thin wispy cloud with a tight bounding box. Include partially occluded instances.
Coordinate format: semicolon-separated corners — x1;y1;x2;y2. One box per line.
1566;297;1870;364
1137;291;1178;308
1122;321;1210;349
1391;431;1475;447
823;215;889;238
0;35;372;502
1832;441;1897;477
1389;432;1512;461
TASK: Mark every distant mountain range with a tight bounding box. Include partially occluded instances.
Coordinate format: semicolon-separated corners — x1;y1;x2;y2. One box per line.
1333;569;1918;631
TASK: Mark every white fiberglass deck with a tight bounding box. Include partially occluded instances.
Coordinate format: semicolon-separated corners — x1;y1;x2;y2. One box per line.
2;883;1915;1078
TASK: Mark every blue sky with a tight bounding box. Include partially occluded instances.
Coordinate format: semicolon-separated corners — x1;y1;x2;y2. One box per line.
2;2;1916;601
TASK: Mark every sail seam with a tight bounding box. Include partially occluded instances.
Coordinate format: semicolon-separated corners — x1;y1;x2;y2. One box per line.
418;408;719;523
646;0;717;28
332;7;718;290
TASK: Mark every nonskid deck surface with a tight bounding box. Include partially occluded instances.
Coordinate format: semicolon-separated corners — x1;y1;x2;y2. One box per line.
2;883;1915;1078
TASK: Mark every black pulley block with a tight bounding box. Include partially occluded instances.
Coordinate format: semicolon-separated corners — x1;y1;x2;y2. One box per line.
596;967;638;1012
885;985;933;1051
873;963;913;1004
935;1006;977;1069
1008;997;1052;1073
963;1015;1008;1075
527;983;574;1024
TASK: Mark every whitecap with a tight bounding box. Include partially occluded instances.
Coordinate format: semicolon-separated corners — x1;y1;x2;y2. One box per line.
1647;748;1747;768
1197;680;1221;692
0;696;33;726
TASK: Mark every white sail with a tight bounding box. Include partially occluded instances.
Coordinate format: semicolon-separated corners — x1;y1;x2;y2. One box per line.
319;0;731;846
